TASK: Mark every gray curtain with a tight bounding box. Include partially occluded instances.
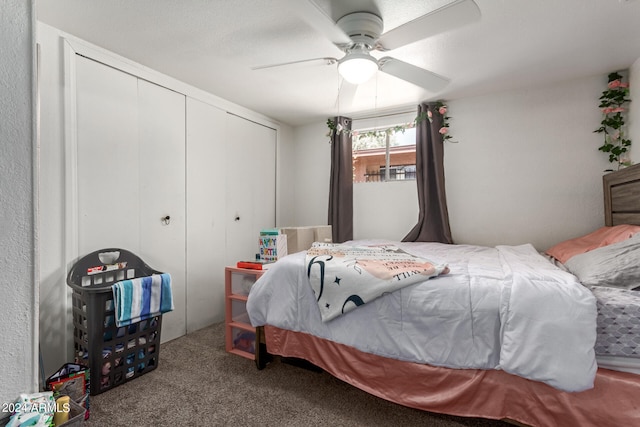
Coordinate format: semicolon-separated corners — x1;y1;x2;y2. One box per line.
402;103;453;243
328;116;353;243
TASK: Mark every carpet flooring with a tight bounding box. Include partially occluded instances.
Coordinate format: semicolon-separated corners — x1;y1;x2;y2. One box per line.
84;322;511;426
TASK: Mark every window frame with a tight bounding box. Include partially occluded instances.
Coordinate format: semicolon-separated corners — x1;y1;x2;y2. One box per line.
351;111;417;183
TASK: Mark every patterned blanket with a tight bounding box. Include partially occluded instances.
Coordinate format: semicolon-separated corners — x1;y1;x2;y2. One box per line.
306;242;449;322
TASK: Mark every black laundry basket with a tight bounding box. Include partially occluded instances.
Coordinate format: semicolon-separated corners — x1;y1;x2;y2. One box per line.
67;248;165;395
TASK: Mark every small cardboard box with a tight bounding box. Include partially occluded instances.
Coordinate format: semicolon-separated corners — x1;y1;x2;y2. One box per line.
313;225;333;244
280;227;315;254
279;226;333;254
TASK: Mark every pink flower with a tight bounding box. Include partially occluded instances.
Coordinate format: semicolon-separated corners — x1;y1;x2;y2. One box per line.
601;107;613;114
439;127;449;135
608;80;622;89
619;82;629;88
612;107;626;113
439;106;447;115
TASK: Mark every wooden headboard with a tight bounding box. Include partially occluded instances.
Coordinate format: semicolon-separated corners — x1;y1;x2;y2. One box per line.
603;163;640;226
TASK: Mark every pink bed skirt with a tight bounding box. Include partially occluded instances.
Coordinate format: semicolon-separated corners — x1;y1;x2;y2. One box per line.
264;326;640;426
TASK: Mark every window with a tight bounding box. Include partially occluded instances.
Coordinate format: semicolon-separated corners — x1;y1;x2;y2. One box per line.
352;126;416;183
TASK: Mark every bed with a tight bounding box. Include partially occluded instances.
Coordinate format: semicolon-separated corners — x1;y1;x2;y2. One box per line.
247;163;640;427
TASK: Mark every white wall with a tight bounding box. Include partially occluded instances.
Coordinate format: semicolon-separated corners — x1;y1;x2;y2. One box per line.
629;58;640;165
446;75;610;249
0;0;38;414
276;124;297;227
294;74;619;251
292;122;333;226
354;181;419;240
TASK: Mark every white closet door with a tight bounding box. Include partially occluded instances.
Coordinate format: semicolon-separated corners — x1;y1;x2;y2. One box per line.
75;56;186;343
225;114;277;265
185;98;227;331
137;79;186;343
76;56;140;255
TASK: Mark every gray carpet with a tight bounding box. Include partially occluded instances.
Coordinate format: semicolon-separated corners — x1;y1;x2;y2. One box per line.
84;323;511;426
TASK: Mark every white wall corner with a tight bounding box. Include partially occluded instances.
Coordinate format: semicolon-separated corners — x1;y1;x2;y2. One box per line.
275;124;297;227
628;57;640;165
292;122;332;227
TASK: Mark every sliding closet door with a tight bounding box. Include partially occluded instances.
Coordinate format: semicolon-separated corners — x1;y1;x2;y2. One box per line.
137;79;186;342
185;98;227;331
76;56;140;254
225;114;277;265
75;56;186;343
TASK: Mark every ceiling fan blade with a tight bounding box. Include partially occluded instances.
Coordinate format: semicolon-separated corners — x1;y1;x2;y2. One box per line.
252;57;337;71
289;0;353;46
335;79;358;108
377;0;480;51
378;57;450;92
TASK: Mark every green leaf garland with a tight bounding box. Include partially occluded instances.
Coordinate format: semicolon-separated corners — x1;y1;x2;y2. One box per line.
594;72;632;169
326;100;454;143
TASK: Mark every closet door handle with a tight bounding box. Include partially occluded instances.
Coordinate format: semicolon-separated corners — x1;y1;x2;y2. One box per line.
162;215;171;225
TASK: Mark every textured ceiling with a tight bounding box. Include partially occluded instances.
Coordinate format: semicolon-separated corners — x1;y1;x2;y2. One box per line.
37;0;640;126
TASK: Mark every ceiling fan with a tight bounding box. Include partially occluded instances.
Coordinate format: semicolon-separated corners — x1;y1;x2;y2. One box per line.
253;0;481;94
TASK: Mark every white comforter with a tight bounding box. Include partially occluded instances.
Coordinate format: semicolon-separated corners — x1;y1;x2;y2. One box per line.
247;241;597;392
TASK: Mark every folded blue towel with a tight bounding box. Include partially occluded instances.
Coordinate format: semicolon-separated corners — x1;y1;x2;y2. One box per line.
111;273;173;327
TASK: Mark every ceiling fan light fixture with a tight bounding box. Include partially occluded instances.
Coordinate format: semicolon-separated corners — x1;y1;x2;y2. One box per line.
338;52;378;85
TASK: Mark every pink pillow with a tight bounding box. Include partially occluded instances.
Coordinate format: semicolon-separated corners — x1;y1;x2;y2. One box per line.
545;224;640;264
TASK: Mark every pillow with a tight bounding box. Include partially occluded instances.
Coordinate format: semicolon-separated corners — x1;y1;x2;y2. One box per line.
564;233;640;290
545;224;640;264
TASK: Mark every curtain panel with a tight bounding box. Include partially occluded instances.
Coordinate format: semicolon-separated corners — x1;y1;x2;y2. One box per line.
328;116;353;243
402;103;453;244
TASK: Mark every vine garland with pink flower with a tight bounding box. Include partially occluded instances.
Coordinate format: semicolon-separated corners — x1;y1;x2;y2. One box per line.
326;100;454;142
434;101;453;142
594;71;632;169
